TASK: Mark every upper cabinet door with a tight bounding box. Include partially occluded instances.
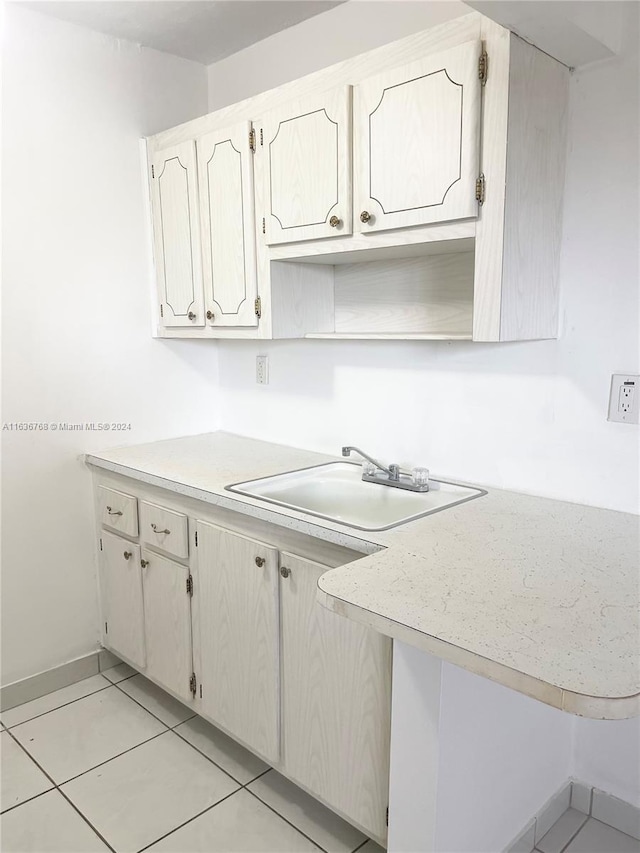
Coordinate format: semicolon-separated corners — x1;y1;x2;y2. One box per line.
150;141;204;327
262;86;352;245
196;123;258;327
355;40;482;234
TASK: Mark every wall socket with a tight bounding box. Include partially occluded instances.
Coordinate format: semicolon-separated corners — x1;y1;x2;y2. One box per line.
608;374;639;424
256;355;269;385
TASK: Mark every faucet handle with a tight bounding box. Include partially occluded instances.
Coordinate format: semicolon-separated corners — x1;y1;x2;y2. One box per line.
388;464;400;481
412;467;430;487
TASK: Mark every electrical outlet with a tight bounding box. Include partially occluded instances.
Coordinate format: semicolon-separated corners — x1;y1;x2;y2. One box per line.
608;374;639;424
256;355;269;385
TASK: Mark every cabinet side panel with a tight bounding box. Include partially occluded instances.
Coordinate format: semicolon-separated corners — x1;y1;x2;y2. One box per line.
500;36;569;341
473;20;511;342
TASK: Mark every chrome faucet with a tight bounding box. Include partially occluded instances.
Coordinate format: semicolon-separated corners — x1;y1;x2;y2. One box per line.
342;446;429;492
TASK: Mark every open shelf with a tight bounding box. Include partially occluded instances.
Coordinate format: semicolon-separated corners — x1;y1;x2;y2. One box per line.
271;237;476;340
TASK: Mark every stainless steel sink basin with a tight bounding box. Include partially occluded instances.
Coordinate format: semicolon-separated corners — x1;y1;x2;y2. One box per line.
226;462;485;531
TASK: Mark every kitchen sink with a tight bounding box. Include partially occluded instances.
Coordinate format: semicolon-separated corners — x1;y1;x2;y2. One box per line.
226;462;485;531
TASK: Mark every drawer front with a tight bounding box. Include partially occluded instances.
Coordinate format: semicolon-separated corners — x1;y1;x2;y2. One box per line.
98;487;139;537
140;501;189;559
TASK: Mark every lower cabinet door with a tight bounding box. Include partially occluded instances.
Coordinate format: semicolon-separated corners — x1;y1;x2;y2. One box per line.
141;549;194;703
100;532;145;669
280;551;392;841
196;521;280;762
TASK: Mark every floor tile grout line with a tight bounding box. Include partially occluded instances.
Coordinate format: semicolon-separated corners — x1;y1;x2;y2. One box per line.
56;785;118;853
557;813;590;853
57;730;169;788
244;786;330;853
0;786;55;816
350;839;371;853
2;678;114;730
170;725;266;788
110;679;179;731
135;787;245;853
2;725;117;852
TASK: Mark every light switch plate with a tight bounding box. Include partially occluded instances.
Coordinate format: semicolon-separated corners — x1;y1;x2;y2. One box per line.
608;374;639;424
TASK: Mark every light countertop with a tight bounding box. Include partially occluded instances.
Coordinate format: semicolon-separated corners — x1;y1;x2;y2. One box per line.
85;431;640;720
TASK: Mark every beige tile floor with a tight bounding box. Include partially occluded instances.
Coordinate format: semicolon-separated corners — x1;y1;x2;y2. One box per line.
0;668;385;853
1;668;637;853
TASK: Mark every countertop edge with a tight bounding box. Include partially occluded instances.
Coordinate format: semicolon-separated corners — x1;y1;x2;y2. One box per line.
85;454;382;556
316;585;640;720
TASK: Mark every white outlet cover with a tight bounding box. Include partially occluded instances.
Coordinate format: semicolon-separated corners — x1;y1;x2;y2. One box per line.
256;355;269;385
608;374;639;424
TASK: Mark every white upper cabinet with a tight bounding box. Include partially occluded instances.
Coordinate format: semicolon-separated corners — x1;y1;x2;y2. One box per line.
261;86;352;245
354;40;482;234
196;122;258;327
150;141;204;327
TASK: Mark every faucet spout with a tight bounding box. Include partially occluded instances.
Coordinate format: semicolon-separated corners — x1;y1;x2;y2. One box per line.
342;446;394;477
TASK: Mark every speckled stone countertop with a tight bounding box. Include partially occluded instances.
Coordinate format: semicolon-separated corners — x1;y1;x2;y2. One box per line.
85;432;639;720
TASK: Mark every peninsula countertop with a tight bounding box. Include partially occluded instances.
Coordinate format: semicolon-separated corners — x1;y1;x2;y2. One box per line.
85;431;640;720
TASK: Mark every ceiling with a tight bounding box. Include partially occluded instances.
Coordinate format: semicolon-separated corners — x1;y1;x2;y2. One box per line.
16;0;346;65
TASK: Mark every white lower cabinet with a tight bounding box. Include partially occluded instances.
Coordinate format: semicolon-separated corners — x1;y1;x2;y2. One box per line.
195;521;280;763
100;532;145;669
95;482;390;843
140;548;194;703
279;552;391;840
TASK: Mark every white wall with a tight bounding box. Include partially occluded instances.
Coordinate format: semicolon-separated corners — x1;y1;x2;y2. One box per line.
207;0;640;829
1;6;218;686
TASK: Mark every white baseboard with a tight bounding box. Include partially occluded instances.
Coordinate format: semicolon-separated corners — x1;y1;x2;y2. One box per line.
0;648;121;712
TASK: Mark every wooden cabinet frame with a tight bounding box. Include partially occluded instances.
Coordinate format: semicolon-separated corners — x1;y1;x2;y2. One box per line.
93;470;391;845
146;14;568;343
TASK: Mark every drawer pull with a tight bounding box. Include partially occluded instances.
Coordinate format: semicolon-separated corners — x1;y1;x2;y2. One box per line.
329;215;341;228
141;559;150;568
150;523;171;535
106;506;123;516
255;557;266;568
123;551;132;560
280;566;291;579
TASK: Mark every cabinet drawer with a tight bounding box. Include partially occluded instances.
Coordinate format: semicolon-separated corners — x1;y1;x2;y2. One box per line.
98;487;138;537
140;501;189;559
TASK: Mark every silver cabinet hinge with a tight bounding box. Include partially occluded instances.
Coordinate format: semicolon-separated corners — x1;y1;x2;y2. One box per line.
189;672;197;696
186;574;193;597
249;128;256;152
151;164;155;178
99;538;103;551
254;296;262;319
475;173;486;205
199;684;202;699
160;304;164;318
260;128;264;146
478;50;488;85
105;621;108;634
386;806;389;827
262;217;266;235
195;530;198;547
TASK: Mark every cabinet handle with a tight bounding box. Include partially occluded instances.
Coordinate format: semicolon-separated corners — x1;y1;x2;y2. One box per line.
140;558;150;568
150;523;170;535
280;566;291;579
360;210;371;223
123;551;132;560
188;311;196;321
206;310;215;321
106;506;123;516
255;556;266;568
329;215;341;228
